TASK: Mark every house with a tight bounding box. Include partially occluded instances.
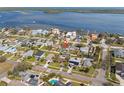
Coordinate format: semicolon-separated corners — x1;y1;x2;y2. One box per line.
69;46;79;51
5;47;17;53
80;47;89;54
113;49;124;58
75;35;82;42
32;29;49;35
1;28;8;32
46;40;53;46
18;29;32;36
20;72;41;86
69;57;82;66
51;28;60;35
0;45;9;51
59;55;67;62
66;31;76;40
18;29;26;35
89;34;98;41
34;51;45;61
116;63;124;77
35;42;43;46
59;53;70;62
82;58;93;67
100;38;108;48
23;50;34;58
46;54;55;63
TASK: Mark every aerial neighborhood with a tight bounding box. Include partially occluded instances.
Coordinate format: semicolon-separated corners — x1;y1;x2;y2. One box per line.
0;27;124;86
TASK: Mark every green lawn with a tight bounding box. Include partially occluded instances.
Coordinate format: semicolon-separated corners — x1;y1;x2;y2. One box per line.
38;61;46;65
11;55;21;61
4;53;12;58
111;43;124;47
115;58;124;63
44;52;49;58
0;51;4;55
40;46;48;50
8;75;21;80
48;62;95;77
72;66;95;77
50;62;60;67
24;56;36;63
17;47;30;51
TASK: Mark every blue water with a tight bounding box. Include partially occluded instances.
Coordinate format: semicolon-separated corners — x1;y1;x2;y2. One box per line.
0;11;124;34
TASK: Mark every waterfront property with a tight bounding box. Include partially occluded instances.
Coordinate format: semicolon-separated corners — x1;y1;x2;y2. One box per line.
32;29;49;35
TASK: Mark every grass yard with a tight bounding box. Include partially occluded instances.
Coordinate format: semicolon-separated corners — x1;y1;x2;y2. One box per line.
11;55;21;61
40;46;48;50
50;62;60;67
39;61;46;65
4;53;12;58
17;47;30;51
47;62;95;77
0;51;4;55
72;66;95;77
115;58;124;63
24;56;36;63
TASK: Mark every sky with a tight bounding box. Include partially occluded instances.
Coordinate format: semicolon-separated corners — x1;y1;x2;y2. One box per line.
0;0;124;7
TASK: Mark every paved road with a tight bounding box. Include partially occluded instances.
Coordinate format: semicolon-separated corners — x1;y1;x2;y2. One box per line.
32;65;91;83
92;48;108;85
2;47;114;86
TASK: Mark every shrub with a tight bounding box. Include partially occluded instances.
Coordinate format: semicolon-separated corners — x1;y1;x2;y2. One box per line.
0;56;6;63
0;81;7;86
14;62;32;72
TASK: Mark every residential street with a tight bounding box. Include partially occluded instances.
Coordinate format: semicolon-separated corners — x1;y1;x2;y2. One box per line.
92;48;108;85
32;65;91;84
4;47;111;86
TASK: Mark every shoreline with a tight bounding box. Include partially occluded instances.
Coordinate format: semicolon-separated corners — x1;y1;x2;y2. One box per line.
0;24;124;36
0;7;124;14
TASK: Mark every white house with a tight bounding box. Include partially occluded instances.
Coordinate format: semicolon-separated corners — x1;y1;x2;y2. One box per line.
23;50;34;58
32;29;49;35
51;28;60;35
114;49;124;58
82;58;93;67
66;31;76;40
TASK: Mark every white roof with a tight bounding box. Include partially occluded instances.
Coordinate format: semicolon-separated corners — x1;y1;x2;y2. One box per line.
69;57;82;63
32;29;48;35
83;58;93;67
23;50;34;57
5;47;17;53
0;45;9;51
80;47;88;53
